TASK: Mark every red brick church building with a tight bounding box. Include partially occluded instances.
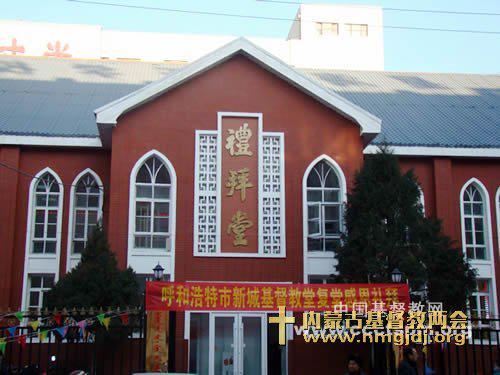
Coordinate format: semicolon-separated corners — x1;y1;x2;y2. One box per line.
0;38;498;373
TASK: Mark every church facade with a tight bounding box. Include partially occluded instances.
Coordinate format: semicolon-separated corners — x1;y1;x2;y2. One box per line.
0;38;499;373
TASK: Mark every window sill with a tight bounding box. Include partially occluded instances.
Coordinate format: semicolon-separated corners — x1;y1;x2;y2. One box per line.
307;252;336;258
129;250;171;257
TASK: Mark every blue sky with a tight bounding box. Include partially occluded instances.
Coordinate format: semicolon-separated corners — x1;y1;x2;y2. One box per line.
3;0;500;73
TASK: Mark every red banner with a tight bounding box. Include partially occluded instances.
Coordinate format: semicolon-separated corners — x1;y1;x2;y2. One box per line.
146;282;410;312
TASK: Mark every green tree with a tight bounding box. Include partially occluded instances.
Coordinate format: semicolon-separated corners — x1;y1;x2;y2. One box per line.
335;147;476;310
45;224;140;309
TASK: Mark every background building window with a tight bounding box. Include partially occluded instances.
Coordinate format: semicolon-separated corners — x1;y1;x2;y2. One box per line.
134;155;171;250
32;172;60;254
306;160;342;252
346;23;368;37
27;274;54;310
462;184;487;260
308;276;335;284
72;172;102;254
315;22;339;36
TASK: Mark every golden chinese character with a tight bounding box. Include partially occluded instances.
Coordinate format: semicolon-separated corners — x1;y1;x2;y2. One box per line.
428;310;448;330
317;288;329;309
191;286;203;308
302;288;316;309
176;285;190;307
225;123;253;156
161;286;174;306
449;311;467;330
219;287;232;308
275;287;287;307
247;288;261;308
227;210;253;246
233;287;246;308
226;168;253;202
261;287;274;309
204;286;218;308
324;311;343;330
302;311;321;329
407;311;426;330
387;310;404;330
288;288;302;309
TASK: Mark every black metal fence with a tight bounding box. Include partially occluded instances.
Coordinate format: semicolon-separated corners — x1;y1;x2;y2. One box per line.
0;308;145;375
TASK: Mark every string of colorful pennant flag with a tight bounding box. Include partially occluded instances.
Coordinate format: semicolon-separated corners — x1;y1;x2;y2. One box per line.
0;309;135;355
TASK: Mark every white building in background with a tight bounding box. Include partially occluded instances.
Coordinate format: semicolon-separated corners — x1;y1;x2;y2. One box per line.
0;4;384;70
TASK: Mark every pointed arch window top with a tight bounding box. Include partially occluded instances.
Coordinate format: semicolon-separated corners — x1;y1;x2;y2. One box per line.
36;172;60;193
307;160;339;189
136;156;171;185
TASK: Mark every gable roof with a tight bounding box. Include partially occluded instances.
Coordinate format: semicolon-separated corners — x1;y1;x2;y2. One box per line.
94;38;381;145
0;51;499;156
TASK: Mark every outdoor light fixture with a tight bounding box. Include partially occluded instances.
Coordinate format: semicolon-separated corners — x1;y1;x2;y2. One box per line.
391;268;403;283
153;262;164;281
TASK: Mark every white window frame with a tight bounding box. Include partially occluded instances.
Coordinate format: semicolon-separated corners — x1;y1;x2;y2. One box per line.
66;169;103;270
459;178;498;326
128;150;176;279
302;155;347;282
21;167;63;312
26;273;55;311
461;180;490;261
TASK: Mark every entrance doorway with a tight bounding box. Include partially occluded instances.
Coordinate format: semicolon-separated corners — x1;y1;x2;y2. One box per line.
189;312;270;375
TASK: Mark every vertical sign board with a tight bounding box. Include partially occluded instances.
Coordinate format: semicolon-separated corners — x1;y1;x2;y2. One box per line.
221;115;260;253
145;311;169;372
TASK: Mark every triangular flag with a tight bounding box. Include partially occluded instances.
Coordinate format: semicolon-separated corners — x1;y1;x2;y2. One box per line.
38;330;48;341
17;335;26;348
7;326;17;337
102;317;111;330
97;313;106;325
0;339;6;355
120;313;129;326
29;320;40;331
55;326;68;339
53;314;62;325
14;311;23;322
77;320;87;336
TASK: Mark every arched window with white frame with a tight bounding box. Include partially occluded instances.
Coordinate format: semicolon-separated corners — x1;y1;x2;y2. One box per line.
31;172;62;254
68;170;103;255
461;181;490;260
304;157;346;252
131;153;174;251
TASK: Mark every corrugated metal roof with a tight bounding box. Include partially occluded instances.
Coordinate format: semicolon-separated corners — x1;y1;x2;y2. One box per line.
0;55;498;148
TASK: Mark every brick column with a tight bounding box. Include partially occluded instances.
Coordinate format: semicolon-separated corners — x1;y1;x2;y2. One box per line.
433;157;455;239
0;146;20;309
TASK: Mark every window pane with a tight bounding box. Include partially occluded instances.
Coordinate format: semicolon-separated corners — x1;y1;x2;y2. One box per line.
45;241;56;253
35;210;45;223
464;218;472;231
307;171;321;187
465;231;473;245
156;166;170;184
46;224;57;238
43;275;55;288
88;211;98;225
152;235;167;249
473;203;483;215
154;218;169;233
76;194;87;207
324;239;338;252
477;280;489;292
136;217;151;232
73;240;85;254
309;277;324;284
136;202;151;216
154;202;169;217
29;291;39;307
36;194;47;206
47;194;59;207
154;186;170;199
88;195;99;208
324;206;339;220
464;203;471;215
474;218;483;231
31;276;41;288
475;231;484;245
308;205;320;219
307;190;322;202
75;223;85;238
475;247;486;260
135;235;151;248
47;210;57;223
324;190;339;202
136;185;153;198
307;238;322;251
466;247;475;259
324;170;339;188
34;224;44;238
136;165;151;183
33;241;44;253
308;220;320;236
325;221;340;235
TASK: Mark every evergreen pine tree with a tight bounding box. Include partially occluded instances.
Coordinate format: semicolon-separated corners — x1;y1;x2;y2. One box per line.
335;147;476;310
45;224;140;309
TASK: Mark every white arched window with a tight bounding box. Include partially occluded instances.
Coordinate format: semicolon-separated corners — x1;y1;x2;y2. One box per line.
461;182;490;260
132;154;172;250
32;172;62;254
69;170;103;254
305;158;345;252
